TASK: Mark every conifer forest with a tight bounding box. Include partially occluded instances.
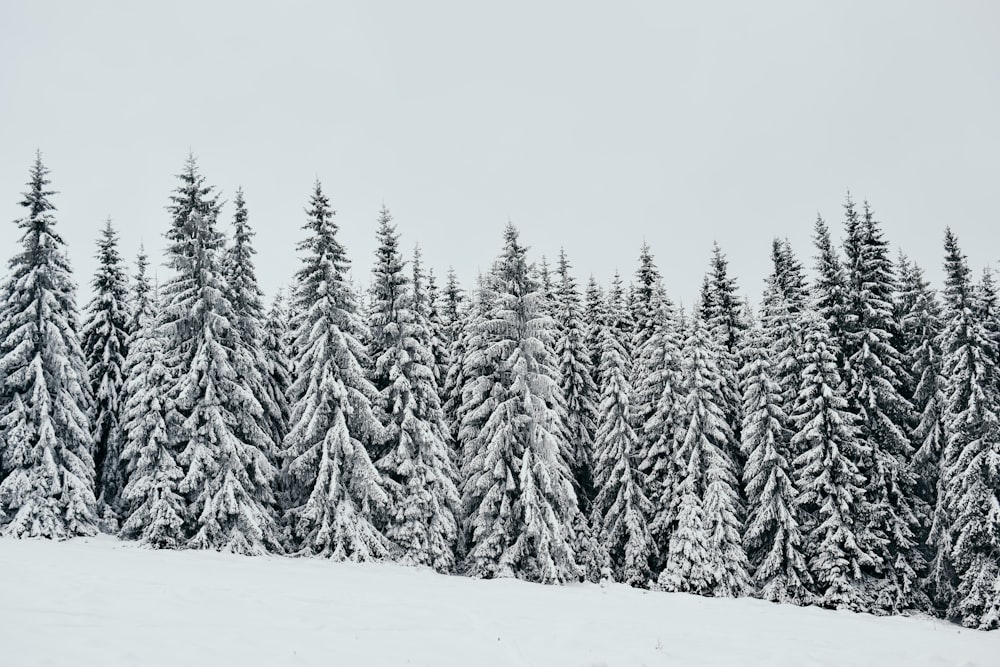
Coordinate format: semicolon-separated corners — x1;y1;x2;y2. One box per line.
4;151;1000;632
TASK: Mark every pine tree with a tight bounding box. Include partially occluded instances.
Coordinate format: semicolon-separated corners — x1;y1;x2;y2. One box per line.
841;201;923;613
896;255;946;603
762;239;809;427
223;188;282;464
741;326;811;603
592;322;656;586
658;315;748;596
262;289;293;468
934;229;1000;629
553;249;599;510
701;243;746;479
282;181;390;560
628;244;685;569
440;268;468;448
461;224;581;584
158;157;281;554
119;286;185;547
426;267;451;391
0;153;98;538
812;215;851;373
81;218;131;518
791;311;870;610
369;212;460;572
584;275;607;374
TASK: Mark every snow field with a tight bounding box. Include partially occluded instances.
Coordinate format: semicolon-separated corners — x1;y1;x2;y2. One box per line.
1;536;996;667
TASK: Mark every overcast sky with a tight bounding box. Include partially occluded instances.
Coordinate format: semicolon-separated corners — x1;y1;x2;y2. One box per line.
1;0;998;308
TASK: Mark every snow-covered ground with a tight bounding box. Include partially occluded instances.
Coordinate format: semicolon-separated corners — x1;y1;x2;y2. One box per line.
0;536;995;667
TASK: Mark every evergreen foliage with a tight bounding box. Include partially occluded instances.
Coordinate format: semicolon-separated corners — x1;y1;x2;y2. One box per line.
553;249;599;510
741;326;811;603
282;181;389;560
460;225;581;584
369;210;460;572
158;157;281;554
81;218;131;517
0;154;98;538
791;311;870;610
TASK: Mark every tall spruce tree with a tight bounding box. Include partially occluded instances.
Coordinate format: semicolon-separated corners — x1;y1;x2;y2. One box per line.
553;249;599;510
592;321;656;586
223;189;282;464
812;215;851;373
701;243;747;479
81;218;131;518
461;224;581;584
896;254;946;600
158;157;280;554
659;314;748;596
628;244;685;570
841;201;923;613
441;268;468;449
791;311;870;610
369;211;460;572
933;229;1000;628
282;181;390;560
0;153;98;538
741;325;811;603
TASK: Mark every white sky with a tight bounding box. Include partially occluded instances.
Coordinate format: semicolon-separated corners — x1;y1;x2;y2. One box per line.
1;0;998;308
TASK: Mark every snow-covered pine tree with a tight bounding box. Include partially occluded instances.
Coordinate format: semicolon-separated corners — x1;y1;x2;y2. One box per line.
0;153;98;538
440;268;468;448
461;224;581;584
628;243;685;570
762;239;809;425
81;218;131;519
791;310;870;610
740;325;811;603
118;285;185;547
896;254;946;602
262;288;293;468
933;229;1000;629
368;211;460;572
158;157;281;554
841;201;923;613
282;181;390;560
812;214;852;373
425;267;451;391
701;243;747;480
584;275;607;375
551;249;598;509
223;188;282;465
606;271;633;357
591;320;656;587
658;314;748;596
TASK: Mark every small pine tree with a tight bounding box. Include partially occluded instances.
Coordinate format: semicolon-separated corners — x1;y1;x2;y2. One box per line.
81;218;132;519
0;153;98;538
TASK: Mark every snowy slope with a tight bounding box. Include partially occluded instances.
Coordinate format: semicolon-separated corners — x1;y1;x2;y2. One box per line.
0;536;995;667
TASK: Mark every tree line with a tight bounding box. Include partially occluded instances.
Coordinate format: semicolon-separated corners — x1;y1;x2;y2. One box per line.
0;153;997;630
